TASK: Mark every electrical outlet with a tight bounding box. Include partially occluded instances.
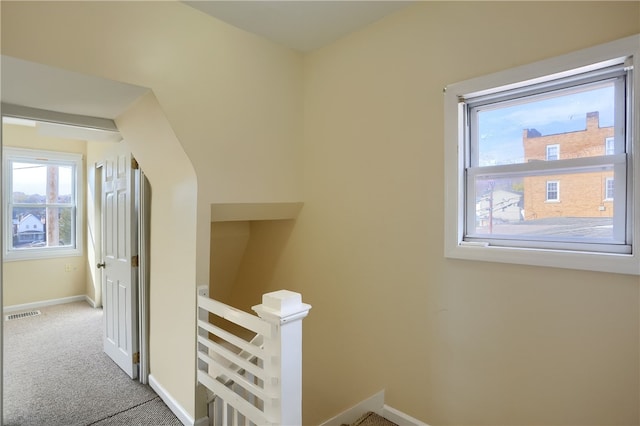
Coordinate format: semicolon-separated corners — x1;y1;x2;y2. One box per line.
65;264;72;272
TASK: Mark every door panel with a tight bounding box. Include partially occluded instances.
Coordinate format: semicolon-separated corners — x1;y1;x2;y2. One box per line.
102;148;138;379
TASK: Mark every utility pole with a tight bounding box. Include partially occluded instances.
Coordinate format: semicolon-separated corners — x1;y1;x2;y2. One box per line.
46;165;59;246
488;180;495;234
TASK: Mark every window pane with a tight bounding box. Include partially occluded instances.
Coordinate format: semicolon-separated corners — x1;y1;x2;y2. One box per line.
11;206;75;249
546;181;559;201
469;171;615;241
475;81;616;166
12;207;46;248
53;206;75;247
11;162;74;204
12;162;47;203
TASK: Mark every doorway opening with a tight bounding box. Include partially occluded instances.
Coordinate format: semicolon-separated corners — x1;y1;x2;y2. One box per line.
1;115;152;422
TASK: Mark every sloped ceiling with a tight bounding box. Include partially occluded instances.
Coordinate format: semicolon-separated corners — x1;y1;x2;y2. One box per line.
1;56;148;121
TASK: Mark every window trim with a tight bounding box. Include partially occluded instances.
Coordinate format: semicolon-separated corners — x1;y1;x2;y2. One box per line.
444;34;640;275
3;147;84;261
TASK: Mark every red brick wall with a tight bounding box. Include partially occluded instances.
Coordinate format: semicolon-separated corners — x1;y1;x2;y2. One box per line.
523;112;614;219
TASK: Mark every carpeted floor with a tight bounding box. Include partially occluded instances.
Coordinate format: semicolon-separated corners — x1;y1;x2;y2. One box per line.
88;396;181;426
3;301;181;426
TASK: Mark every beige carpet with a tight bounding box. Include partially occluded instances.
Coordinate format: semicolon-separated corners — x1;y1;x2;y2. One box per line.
3;301;181;426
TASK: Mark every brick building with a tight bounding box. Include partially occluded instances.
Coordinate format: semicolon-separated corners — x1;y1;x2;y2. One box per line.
522;111;614;220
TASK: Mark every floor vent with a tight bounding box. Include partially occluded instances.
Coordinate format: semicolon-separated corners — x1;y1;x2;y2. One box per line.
6;310;41;321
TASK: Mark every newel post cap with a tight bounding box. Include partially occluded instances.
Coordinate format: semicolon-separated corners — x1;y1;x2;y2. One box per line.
252;290;311;324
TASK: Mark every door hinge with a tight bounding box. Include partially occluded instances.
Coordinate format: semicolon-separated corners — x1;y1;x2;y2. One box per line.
131;157;139;170
131;255;139;267
133;352;140;364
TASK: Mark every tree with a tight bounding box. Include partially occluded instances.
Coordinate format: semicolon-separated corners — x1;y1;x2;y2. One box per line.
58;208;72;246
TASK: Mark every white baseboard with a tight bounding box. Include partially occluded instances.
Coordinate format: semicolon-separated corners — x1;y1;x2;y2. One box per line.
319;390;429;426
85;295;98;308
382;404;430;426
3;295;88;313
319;390;385;426
193;416;209;426
149;374;196;426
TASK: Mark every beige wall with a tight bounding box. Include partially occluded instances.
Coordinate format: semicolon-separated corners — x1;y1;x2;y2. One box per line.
306;2;638;424
2;123;87;307
1;2;302;420
115;92;198;415
3;1;640;425
0;0;304;287
210;221;251;305
223;219;298;313
228;2;640;425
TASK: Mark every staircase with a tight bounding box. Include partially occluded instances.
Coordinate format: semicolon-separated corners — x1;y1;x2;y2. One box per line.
343;412;398;426
196;289;311;426
197;289;425;426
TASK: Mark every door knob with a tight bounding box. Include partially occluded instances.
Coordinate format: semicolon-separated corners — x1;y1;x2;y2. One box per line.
97;262;106;269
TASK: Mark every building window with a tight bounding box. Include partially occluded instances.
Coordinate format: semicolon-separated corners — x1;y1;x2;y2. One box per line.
546;181;560;202
605;136;615;155
3;147;83;261
444;35;639;275
605;177;615;201
546;144;560;161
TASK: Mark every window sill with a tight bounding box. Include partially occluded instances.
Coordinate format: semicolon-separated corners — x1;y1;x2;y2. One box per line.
4;248;83;262
445;243;639;275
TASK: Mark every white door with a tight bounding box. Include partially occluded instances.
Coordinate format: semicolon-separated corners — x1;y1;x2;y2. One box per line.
101;148;139;379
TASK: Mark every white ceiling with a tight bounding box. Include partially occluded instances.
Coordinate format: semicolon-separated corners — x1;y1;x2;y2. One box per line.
1;56;148;121
184;1;413;52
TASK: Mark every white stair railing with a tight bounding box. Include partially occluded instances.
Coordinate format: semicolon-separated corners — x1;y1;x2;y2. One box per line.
197;290;311;426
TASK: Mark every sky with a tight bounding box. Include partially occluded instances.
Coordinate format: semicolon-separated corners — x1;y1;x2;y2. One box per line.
476;82;615;166
12;163;73;197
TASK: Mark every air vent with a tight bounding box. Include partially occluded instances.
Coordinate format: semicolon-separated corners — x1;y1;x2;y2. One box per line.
6;310;41;321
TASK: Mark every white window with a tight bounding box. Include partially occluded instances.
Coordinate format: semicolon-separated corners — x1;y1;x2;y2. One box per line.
546;181;560;202
444;34;639;275
3;147;83;260
605;136;615;155
605;177;615;201
546;144;560;161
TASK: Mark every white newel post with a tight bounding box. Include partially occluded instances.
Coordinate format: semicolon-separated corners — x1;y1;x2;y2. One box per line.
252;290;311;426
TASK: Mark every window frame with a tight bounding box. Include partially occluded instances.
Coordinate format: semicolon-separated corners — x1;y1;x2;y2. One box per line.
546;180;560;202
444;34;640;275
546;144;560;161
605;136;615;155
605;177;615;201
3;147;83;261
